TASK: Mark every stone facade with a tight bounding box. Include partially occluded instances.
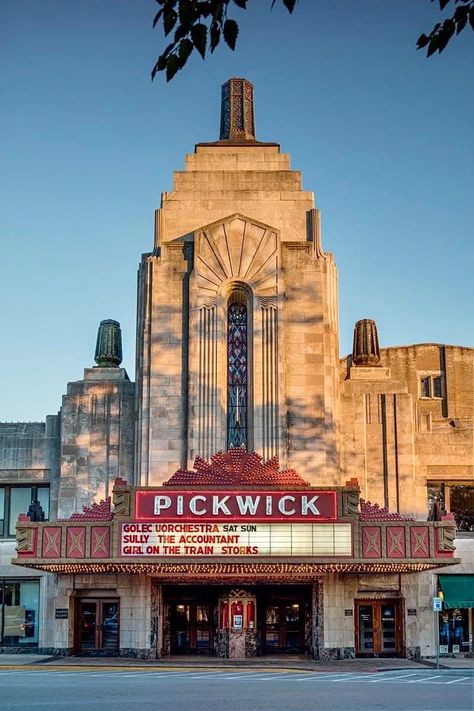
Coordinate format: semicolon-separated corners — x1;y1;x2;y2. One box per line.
1;78;472;659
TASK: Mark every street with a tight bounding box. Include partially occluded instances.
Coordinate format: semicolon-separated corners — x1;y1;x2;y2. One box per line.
0;668;472;711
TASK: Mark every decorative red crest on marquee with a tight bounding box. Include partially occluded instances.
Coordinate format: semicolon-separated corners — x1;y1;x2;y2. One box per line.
62;497;113;522
165;448;310;487
360;499;413;522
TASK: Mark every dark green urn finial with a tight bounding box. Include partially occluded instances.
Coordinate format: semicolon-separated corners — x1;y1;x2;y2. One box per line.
352;318;381;366
94;319;123;368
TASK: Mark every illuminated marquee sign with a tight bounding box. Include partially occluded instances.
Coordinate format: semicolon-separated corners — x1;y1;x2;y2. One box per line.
135;490;337;522
121;522;352;558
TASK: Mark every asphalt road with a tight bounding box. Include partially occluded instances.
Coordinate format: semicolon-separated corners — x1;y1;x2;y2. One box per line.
0;668;472;711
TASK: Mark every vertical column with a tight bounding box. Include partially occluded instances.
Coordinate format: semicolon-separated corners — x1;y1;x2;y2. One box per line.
261;304;279;460
197;305;218;460
150;582;163;659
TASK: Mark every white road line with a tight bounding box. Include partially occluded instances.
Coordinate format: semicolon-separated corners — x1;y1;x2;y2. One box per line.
407;674;442;683
445;676;471;684
297;673;359;681
366;672;419;682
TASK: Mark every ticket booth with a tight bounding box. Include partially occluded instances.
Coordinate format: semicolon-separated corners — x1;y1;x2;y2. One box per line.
218;589;257;658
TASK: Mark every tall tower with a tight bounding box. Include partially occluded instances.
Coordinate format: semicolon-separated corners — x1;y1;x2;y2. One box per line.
135;80;340;486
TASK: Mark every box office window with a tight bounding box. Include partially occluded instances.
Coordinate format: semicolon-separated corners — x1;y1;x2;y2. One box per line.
0;485;49;538
0;579;40;647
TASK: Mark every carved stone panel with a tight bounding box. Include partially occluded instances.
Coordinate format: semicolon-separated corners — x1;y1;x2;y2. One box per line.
195;214;279;305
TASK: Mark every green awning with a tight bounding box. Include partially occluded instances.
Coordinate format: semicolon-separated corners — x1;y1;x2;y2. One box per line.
439;575;474;609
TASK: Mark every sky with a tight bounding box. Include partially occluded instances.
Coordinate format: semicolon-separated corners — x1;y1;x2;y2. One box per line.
1;0;473;421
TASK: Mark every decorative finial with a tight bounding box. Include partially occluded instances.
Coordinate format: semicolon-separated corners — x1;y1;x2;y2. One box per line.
94;319;123;368
352;319;381;366
220;78;256;141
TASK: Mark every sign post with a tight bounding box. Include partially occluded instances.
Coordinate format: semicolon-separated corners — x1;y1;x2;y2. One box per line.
433;596;443;669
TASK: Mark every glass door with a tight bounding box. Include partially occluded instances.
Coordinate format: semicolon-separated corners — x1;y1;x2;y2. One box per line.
77;599;119;653
356;600;401;657
170;603;190;653
170;603;213;654
380;603;396;654
263;602;305;653
284;603;302;652
358;605;375;653
264;605;280;652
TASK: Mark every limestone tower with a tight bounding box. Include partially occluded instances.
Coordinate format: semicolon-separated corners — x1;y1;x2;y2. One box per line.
135;79;340;485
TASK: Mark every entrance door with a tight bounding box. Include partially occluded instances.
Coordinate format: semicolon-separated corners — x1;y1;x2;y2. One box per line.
263;602;305;653
170;602;213;654
355;600;402;657
76;599;119;653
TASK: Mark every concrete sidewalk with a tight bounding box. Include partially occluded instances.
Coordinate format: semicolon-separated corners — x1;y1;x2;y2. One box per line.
0;653;472;672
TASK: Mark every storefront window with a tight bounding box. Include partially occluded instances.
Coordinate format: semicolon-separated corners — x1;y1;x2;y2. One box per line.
439;608;471;654
427;482;474;532
0;579;40;647
0;485;49;538
450;486;474;532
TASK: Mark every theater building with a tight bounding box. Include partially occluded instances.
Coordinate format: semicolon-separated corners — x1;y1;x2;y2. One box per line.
1;78;472;659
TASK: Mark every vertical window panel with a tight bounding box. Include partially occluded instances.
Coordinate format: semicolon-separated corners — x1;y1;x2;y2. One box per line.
420;377;431;397
433;376;443;398
227;300;248;449
0;488;4;536
37;487;50;520
9;488;32;536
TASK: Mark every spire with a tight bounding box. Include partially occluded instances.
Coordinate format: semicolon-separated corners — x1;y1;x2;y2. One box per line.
94;319;123;368
219;78;256;141
352;319;381;366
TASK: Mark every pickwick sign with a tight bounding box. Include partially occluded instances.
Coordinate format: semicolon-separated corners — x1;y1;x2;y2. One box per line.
135;490;337;522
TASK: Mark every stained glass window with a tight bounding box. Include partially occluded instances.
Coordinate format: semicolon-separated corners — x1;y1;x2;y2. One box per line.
227;301;248;448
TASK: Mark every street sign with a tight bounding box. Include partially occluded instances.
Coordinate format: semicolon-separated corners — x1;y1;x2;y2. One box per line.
433;596;443;612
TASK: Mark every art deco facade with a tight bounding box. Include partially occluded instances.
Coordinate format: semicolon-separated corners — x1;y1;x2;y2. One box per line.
1;79;472;659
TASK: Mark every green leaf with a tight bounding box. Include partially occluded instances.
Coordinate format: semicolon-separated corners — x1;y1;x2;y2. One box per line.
210;20;221;52
166;53;181;81
152;9;164;28
212;1;224;22
151;53;168;81
223;18;239;50
178;0;194;26
191;23;208;58
178;38;194;66
197;1;213;18
164;8;178;36
416;33;430;49
454;5;468;33
427;37;439;57
282;0;297;13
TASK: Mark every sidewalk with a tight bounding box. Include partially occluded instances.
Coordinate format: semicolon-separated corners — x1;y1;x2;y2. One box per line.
0;653;472;672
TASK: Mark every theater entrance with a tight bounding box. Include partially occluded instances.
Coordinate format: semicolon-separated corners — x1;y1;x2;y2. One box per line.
355;599;403;657
164;585;311;656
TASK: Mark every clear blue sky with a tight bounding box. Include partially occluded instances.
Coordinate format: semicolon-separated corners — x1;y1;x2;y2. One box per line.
1;0;473;421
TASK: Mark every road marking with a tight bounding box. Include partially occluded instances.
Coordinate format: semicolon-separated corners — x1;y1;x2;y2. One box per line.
366;672;418;682
445;676;471;684
407;674;442;683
